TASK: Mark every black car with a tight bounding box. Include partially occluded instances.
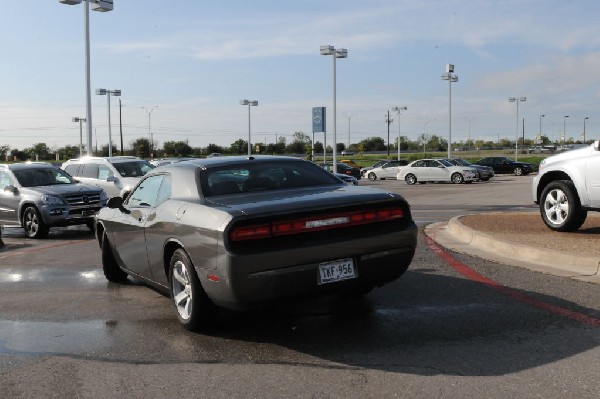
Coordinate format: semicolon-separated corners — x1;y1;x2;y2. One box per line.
444;158;494;181
474;157;533;176
320;162;361;180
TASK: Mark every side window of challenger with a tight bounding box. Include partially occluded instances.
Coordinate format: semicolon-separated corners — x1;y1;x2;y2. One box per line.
127;175;164;208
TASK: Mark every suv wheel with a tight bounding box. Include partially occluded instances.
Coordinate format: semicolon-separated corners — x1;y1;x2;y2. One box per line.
540;180;587;232
23;206;48;239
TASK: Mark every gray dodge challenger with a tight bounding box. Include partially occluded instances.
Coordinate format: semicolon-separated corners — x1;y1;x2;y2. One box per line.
95;156;417;331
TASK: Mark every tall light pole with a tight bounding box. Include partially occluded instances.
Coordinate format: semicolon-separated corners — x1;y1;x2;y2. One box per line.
320;45;348;173
72;117;86;157
563;115;570;145
59;1;114;156
392;106;407;161
583;117;589;143
347;113;357;150
441;64;458;158
539;114;545;144
142;106;158;156
508;96;526;160
240;99;258;156
422;117;436;154
96;88;121;157
385;110;393;157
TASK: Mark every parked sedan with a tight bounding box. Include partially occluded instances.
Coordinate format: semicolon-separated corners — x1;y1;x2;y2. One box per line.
443;158;494;181
474;157;533;176
96;156;417;331
397;159;477;184
320;162;361;179
365;159;408;181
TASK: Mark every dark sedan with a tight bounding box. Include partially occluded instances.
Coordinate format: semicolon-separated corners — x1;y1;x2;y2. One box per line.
444;158;494;181
474;157;533;176
96;156;417;331
320;162;361;179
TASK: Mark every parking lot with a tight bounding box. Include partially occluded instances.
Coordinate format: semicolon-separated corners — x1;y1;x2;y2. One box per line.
1;175;599;398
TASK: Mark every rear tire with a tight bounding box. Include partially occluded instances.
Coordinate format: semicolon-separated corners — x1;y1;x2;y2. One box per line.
170;249;215;331
540;180;587;232
101;233;128;283
23;206;48;239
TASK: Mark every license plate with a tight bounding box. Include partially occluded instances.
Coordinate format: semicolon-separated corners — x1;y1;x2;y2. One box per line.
82;210;95;217
318;258;356;285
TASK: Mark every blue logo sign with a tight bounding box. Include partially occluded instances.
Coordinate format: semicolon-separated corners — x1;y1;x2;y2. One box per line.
312;107;326;133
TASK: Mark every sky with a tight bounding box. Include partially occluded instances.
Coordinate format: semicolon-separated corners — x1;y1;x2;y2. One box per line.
1;0;600;152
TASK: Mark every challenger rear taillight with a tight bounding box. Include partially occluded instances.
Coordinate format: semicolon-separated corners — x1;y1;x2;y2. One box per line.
230;207;405;241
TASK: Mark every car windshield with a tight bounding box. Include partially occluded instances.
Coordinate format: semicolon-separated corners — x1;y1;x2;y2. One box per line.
112;161;155;178
202;161;342;197
14;167;74;187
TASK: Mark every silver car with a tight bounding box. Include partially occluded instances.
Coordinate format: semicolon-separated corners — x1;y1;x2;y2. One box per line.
0;163;108;238
95;156;417;331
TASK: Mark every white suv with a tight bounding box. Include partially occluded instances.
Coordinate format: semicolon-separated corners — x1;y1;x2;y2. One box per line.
532;141;600;231
62;157;155;198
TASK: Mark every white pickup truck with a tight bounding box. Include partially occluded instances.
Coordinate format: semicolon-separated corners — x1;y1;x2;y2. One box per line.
532;141;600;231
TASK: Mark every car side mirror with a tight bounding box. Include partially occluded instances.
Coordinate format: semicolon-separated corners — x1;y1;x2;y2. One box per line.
106;176;117;182
3;185;18;195
107;196;130;214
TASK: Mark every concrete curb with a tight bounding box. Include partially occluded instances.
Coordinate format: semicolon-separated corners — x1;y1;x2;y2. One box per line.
425;215;600;285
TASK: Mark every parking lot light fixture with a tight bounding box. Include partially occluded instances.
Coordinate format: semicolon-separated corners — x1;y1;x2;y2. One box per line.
563;115;570;144
240;99;258;156
508;96;526;160
392;106;407;161
59;1;115;156
72;117;86;157
321;45;348;173
96;89;121;157
441;64;458;158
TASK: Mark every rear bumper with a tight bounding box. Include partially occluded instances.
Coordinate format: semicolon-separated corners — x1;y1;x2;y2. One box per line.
199;222;418;310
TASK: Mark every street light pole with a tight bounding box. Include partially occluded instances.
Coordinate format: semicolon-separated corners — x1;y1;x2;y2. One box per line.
539;114;545;144
347;113;356;150
59;1;114;156
563;115;570;145
508;96;526;160
392;106;407;161
72;117;86;157
584;117;589;143
385;110;393;157
240;99;258;156
142;106;158;156
320;45;348;173
441;64;458;158
96;88;121;157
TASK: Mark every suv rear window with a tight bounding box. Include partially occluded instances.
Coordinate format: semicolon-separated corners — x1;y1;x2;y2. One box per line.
112;161;154;178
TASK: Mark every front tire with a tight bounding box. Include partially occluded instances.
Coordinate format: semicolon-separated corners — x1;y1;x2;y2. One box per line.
368;172;377;181
514;167;523;176
170;249;215;331
405;174;417;185
540;180;587;232
23;206;48;239
451;173;464;184
101;233;128;283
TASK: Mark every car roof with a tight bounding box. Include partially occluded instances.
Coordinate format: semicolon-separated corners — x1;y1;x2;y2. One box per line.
2;162;57;170
154;155;307;171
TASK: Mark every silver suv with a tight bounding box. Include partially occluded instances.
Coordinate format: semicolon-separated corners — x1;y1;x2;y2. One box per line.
0;163;108;238
533;141;600;231
62;156;155;198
